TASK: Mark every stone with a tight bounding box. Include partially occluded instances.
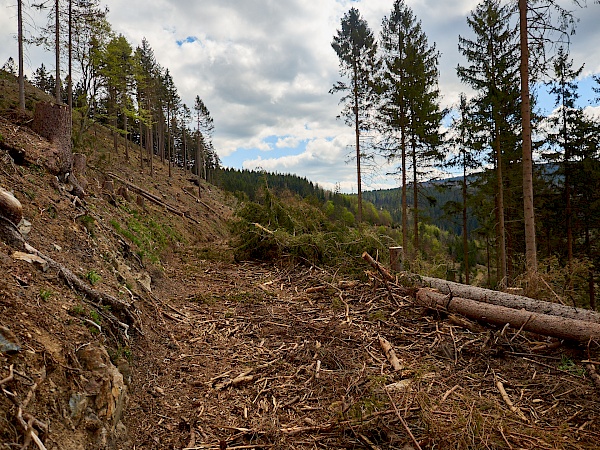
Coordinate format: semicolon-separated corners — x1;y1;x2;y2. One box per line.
0;325;21;354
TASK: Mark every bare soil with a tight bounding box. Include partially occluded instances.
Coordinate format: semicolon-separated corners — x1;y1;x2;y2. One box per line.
0;97;599;449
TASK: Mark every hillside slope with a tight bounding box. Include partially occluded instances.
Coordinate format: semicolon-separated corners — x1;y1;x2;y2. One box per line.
0;77;599;449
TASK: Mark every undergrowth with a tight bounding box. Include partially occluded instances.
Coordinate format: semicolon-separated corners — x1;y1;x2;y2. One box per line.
230;186;400;272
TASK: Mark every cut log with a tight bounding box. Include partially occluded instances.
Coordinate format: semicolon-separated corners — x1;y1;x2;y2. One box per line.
0;187;22;225
420;276;600;324
415;289;600;342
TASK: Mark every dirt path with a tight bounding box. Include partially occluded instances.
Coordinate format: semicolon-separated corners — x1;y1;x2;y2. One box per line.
125;250;600;449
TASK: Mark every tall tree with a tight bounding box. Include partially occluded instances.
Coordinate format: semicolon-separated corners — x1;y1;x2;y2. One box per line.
331;7;379;223
194;95;214;196
446;94;483;284
544;46;582;284
518;0;580;275
379;0;444;258
100;34;133;154
17;0;25;110
457;0;521;284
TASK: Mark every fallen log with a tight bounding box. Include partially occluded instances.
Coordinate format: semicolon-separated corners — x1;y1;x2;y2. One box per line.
415;289;600;342
105;171;200;224
420;276;600;324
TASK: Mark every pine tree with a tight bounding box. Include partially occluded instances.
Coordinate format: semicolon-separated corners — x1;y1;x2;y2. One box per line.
331;7;379;223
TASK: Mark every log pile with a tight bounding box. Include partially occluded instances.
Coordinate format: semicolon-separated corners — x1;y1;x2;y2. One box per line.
362;252;600;343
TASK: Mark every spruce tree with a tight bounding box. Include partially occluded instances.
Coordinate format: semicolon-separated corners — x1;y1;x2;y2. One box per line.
457;0;521;284
379;0;444;258
331;7;379;223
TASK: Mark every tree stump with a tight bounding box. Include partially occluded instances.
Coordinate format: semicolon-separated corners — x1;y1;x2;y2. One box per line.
31;102;73;175
389;246;404;272
72;153;88;191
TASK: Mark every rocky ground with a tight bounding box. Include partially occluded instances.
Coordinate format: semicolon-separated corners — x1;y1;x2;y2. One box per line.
0;106;600;449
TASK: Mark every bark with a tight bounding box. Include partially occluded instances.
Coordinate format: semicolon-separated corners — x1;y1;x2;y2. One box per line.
31;102;73;175
420;275;600;324
354;63;362;223
415;289;600;342
54;0;61;104
462;164;469;284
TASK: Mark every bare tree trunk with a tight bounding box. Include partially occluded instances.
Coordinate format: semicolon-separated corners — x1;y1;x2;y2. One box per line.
412;133;419;254
495;125;507;284
519;0;538;273
124;114;129;160
462;164;469;284
54;0;61;104
196;133;201;198
17;0;25;111
67;0;72;113
354;88;362;223
401;128;408;263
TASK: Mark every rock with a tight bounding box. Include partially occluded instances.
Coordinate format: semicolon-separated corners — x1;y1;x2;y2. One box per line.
17;218;31;237
0;325;21;354
136;272;152;293
69;392;89;422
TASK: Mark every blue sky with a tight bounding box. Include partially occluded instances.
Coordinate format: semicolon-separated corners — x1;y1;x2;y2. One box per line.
1;0;600;192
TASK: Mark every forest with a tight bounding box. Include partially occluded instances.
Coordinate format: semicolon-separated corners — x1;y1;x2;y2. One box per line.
3;0;599;311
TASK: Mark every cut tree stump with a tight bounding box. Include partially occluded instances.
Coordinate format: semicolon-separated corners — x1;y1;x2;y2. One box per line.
30;102;72;175
415;288;600;342
420;276;600;324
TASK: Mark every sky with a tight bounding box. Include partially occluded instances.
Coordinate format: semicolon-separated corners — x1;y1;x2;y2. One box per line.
1;0;600;193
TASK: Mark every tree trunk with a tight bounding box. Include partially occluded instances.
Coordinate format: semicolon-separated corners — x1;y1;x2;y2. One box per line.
462;163;469;284
54;0;61;104
415;288;600;342
519;0;538;273
401;124;408;263
68;0;72;114
420;275;600;324
31;102;73;175
412;132;419;254
354;89;362;223
494;119;507;284
124;114;129;161
17;0;25;111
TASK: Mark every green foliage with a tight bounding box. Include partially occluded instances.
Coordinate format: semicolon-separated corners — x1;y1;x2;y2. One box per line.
558;355;585;376
85;270;101;285
110;206;184;264
39;289;53;301
230;185;398;272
